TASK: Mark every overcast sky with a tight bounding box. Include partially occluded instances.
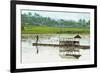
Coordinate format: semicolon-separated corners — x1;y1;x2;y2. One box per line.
21;10;90;21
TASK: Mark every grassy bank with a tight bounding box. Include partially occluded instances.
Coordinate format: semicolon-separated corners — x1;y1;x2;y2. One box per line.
21;26;90;34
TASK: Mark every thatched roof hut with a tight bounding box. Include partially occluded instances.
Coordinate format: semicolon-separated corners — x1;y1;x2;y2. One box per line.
74;35;81;39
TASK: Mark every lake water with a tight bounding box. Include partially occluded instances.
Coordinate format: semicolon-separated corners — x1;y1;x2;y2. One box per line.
21;34;90;64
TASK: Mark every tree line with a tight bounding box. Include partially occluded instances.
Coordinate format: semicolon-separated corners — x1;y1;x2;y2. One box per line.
21;12;90;28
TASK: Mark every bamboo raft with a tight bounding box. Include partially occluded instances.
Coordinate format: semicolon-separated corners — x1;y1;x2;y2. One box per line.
32;43;90;49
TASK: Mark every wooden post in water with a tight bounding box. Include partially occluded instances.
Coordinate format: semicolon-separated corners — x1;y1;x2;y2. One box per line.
36;35;39;54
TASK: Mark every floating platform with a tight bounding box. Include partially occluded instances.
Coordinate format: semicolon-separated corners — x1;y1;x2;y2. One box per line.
32;43;90;49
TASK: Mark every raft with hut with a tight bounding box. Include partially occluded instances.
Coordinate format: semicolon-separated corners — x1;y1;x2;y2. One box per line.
32;35;90;58
59;35;82;59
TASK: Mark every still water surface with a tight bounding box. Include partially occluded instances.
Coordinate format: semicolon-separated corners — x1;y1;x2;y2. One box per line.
21;34;90;64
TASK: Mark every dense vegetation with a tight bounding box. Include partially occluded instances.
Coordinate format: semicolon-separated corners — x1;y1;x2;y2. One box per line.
21;12;90;34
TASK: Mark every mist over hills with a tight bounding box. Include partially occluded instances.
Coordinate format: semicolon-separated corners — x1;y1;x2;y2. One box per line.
21;12;90;28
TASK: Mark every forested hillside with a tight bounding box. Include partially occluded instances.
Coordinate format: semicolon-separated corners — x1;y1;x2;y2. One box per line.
21;12;90;28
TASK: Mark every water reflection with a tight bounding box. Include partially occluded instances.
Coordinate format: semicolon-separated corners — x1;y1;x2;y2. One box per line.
21;34;90;63
59;47;81;59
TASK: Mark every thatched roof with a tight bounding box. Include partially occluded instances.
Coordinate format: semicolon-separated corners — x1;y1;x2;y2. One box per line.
74;35;81;38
